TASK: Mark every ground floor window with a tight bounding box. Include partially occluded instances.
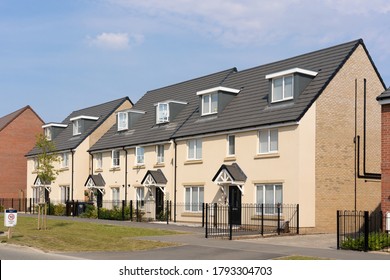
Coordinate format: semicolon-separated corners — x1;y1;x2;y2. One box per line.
112;187;120;207
136;187;145;208
256;184;283;214
60;186;70;203
185;186;204;212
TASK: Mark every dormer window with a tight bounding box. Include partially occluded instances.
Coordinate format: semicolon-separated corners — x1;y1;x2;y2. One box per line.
42;123;68;140
154;100;187;124
202;93;218;115
73;119;82;135
118;112;128;131
266;68;318;104
44;127;52;140
197;86;240;116
70;115;99;136
156;103;169;124
272;75;293;102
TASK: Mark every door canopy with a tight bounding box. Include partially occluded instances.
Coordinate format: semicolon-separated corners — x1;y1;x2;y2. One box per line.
212;163;247;194
141;169;167;193
84;173;106;195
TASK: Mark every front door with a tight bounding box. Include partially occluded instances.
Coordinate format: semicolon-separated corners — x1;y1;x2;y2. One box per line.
229;185;242;225
155;187;164;219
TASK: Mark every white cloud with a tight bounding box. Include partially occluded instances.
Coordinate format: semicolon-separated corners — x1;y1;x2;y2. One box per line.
87;32;144;50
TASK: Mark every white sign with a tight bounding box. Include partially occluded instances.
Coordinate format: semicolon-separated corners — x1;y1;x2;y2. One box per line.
4;209;17;227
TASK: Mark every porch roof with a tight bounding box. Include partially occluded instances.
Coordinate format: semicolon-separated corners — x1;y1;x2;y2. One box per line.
84;173;106;187
212;163;247;185
141;169;167;186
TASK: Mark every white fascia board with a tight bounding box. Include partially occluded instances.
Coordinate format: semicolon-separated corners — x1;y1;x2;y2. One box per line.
69;115;99;121
154;100;188;106
117;109;146;114
378;98;390;105
42;123;68;128
196;86;240;96
265;68;318;79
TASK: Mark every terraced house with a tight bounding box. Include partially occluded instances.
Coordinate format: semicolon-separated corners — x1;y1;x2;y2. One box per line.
88;39;384;233
25;97;132;205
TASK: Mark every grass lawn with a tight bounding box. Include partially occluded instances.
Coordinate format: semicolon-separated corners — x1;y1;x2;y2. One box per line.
0;215;181;253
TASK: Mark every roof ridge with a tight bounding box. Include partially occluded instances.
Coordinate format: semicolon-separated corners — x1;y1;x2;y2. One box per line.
145;68;237;93
0;105;43;132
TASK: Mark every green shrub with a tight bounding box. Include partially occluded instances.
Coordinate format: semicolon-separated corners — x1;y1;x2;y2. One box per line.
80;204;97;219
341;233;390;251
53;204;66;216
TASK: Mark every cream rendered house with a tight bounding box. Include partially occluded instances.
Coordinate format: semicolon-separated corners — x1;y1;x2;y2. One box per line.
26;97;132;204
172;39;384;233
89;69;236;219
88;39;383;232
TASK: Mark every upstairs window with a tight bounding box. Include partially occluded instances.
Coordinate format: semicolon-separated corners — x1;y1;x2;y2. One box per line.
61;152;69;168
259;129;278;154
136;146;145;165
118;112;128;131
95;153;103;169
112;150;120;167
227;135;235;156
201;93;218;115
156;144;164;164
188;139;202;160
156;103;169;124
272;75;293;102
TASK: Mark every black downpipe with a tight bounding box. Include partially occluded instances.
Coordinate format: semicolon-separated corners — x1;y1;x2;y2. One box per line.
173;139;177;223
123;148;128;203
71;150;75;201
356;78;381;180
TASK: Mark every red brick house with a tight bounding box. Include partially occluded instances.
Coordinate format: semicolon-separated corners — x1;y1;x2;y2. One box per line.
0;106;44;198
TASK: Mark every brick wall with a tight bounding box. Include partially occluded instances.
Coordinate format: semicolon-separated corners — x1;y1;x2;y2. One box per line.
381;104;390;216
314;45;383;233
0;108;43;198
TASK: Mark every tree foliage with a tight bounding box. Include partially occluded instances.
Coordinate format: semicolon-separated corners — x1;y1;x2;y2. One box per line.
35;133;60;184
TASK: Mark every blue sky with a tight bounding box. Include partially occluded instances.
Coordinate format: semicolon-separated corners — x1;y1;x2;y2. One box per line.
1;0;390;122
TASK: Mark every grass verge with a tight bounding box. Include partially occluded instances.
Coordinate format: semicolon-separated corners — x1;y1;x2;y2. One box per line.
0;215;181;252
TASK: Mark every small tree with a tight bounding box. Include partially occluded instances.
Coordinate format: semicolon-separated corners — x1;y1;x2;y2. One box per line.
34;133;60;230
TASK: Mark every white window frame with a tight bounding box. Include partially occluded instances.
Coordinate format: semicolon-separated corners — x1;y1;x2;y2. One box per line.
95;153;103;169
201;92;218;115
156;103;169;124
118;112;128;131
156;144;164;164
60;185;70;203
185;186;204;212
61;152;69;168
256;184;283;214
112;150;120;168
136;187;145;208
135;146;145;165
73;119;82;135
44;128;52;141
258;129;278;154
33;157;39;171
112;187;120;207
227;135;235;156
271;75;294;103
187;139;202;160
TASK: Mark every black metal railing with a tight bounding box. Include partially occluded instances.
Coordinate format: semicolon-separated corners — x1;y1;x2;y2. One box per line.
337;210;390;252
205;203;299;240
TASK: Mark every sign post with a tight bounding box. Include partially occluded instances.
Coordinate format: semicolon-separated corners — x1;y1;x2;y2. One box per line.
4;209;17;239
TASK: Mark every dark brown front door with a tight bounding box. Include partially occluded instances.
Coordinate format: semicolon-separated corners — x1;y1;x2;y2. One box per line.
229;185;242;225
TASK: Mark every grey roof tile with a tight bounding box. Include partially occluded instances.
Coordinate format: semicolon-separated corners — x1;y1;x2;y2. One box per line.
26;97;131;156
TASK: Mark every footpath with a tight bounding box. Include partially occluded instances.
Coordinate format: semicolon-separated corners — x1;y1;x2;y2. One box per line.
3;215;390;260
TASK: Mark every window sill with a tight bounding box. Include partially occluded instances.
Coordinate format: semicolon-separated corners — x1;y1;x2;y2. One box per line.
95;168;103;173
59;167;69;171
133;165;145;170
181;212;202;217
224;156;236;162
184;160;203;165
154;163;165;168
254;153;280;159
109;167;121;172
